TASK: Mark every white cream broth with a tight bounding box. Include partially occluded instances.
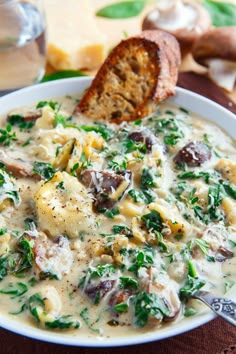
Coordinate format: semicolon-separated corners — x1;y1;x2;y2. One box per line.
0;95;235;339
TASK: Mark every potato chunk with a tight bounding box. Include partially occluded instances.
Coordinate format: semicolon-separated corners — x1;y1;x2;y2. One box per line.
34;171;96;239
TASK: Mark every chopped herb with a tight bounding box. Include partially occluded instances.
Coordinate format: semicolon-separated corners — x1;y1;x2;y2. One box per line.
224;280;235;294
0;124;17;146
174;233;184;241
123;139;147;154
56;181;65;190
36;100;58;110
179;107;189;114
229;240;236;248
70;162;79;176
0;228;7;236
194;239;209;255
193;205;209;224
22;137;32;147
128;249;154;272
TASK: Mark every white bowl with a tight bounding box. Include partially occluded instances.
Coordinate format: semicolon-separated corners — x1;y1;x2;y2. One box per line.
0;77;235;347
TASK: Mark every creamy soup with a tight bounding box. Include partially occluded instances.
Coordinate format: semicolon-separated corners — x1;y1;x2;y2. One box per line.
0;95;235;338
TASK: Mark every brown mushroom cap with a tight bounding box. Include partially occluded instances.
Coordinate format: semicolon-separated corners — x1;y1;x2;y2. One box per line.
192;27;236;66
142;1;211;55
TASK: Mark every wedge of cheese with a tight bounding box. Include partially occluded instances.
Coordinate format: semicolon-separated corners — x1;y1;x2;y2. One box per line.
45;0;156;71
45;0;106;70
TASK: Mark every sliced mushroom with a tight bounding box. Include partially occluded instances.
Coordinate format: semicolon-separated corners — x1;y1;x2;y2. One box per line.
0;150;33;178
80;169;132;212
142;0;211;55
215;246;234;262
7;109;42;122
127;129;158;153
173;141;211;167
84;280;115;304
192;27;236;92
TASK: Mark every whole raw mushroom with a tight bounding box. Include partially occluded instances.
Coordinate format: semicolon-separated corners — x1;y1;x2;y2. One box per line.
192;27;236;92
142;0;211;56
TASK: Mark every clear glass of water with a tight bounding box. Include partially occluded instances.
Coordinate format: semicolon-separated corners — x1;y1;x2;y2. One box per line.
0;0;46;95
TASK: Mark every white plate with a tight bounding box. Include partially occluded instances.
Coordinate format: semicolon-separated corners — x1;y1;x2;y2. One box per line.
0;77;235;347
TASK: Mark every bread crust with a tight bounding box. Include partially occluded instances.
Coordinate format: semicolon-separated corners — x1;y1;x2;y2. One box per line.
75;30;181;123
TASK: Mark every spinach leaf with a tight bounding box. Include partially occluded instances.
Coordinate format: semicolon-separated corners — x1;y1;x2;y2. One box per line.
133;291;169;327
80;307;101;333
80;122;114;140
114;302;129;313
16;236;35;273
96;0;146;19
128;248;154;272
141;210;163;233
207;184;224;220
41;70;86;83
179;275;206;301
8;114;35;130
140;168;156;189
0;282;28;298
112;225;132;237
203;0;236;26
28;293;45;322
177;171;211;183
222;182;236;200
45;315;80;329
120;276;139;289
33;161;55;180
184;306;197;317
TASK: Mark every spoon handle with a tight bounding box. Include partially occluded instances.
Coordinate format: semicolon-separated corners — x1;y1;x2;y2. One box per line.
192;290;236;327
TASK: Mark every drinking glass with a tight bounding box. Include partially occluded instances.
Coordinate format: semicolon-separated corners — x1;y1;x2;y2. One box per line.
0;0;46;95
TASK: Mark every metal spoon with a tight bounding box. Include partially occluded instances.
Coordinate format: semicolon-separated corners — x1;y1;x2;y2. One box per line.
192;290;236;326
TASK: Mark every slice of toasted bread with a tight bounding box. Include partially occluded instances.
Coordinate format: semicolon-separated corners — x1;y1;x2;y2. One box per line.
74;30;181;123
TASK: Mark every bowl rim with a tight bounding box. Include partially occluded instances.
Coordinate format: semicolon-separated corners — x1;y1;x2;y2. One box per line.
0;77;235;347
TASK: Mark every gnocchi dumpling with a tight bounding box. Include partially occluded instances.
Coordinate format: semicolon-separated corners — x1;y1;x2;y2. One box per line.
34;171;97;239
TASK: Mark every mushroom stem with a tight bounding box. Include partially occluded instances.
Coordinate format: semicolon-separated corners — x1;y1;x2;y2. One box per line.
207;59;236;93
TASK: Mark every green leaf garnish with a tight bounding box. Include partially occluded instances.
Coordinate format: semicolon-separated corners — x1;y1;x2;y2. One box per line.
96;0;146;19
203;0;236;26
40;70;86;83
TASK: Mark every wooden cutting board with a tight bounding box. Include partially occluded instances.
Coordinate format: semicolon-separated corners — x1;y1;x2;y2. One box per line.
178;71;236;115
